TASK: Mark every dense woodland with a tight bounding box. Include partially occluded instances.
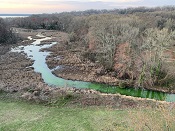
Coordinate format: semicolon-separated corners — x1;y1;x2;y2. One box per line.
3;6;175;89
0;18;17;45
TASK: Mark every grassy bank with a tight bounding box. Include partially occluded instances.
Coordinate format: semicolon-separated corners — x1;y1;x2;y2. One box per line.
0;93;175;131
0;98;124;131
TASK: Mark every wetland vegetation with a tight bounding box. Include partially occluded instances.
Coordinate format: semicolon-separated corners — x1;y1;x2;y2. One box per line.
1;6;175;130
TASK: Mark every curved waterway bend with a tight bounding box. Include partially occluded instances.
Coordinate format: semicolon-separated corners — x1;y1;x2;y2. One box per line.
12;35;175;102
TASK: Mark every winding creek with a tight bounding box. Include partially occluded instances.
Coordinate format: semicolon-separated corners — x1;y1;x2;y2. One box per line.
12;35;175;102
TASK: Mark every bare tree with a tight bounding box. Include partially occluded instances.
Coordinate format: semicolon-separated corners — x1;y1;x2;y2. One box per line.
138;28;175;87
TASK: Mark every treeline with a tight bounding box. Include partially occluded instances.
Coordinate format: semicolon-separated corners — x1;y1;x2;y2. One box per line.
9;6;175;89
58;6;175;16
8;6;175;30
0;18;17;45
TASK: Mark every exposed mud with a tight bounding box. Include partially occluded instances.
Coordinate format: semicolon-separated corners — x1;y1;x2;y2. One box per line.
44;42;131;87
0;28;173;108
44;33;175;93
0;49;167;108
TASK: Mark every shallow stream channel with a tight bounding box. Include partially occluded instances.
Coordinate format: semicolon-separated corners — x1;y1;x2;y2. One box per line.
12;35;175;102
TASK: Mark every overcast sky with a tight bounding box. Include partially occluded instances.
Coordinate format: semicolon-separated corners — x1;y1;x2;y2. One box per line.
0;0;175;14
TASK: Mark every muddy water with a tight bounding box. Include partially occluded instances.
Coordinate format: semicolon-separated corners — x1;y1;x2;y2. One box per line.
12;35;175;102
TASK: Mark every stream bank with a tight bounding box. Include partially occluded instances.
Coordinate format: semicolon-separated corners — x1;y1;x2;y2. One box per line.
43;31;175;94
0;28;175;107
12;29;175;102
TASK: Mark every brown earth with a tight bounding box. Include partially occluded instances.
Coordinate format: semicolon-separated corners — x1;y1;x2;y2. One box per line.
43;39;131;87
43;33;175;93
0;48;168;108
0;28;173;108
